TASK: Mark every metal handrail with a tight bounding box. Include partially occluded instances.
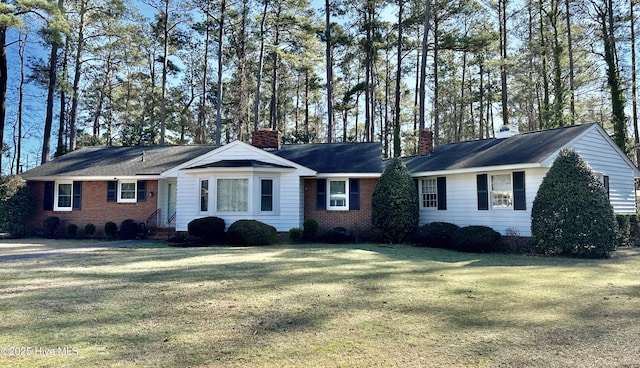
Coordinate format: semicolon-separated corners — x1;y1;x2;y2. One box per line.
146;208;161;228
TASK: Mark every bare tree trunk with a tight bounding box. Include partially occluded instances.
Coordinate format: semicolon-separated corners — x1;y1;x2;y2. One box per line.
325;0;333;142
215;0;226;145
393;0;403;157
254;0;268;132
69;0;87;151
196;14;210;144
631;0;639;166
160;0;171;145
418;0;431;133
499;0;509;127
565;0;576;122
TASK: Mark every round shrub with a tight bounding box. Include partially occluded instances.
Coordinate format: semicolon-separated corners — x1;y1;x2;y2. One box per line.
226;220;277;246
44;216;61;239
104;221;118;239
451;225;501;253
289;227;304;243
120;219;139;240
372;157;419;243
417;222;459;248
531;149;617;258
66;223;79;238
188;216;226;244
303;219;319;241
84;223;96;237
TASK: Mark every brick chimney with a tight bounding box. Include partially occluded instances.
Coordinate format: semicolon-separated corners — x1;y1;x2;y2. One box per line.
419;129;433;155
252;128;282;150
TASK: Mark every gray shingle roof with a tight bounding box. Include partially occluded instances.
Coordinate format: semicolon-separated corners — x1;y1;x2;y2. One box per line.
274;142;384;174
21;141;385;179
404;124;594;173
21;145;217;178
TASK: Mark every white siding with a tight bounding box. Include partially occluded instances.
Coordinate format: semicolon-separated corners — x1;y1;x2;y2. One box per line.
418;168;547;237
566;128;637;214
174;147;306;232
417;126;639;236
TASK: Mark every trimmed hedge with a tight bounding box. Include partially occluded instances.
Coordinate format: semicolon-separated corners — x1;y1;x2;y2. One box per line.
104;221;118;239
44;216;61;239
188;216;226;244
226;220;277;246
120;219;139;240
317;227;354;244
302;219;319;241
84;223;96;237
289;228;304;243
417;222;459;248
66;223;79;238
451;225;501;253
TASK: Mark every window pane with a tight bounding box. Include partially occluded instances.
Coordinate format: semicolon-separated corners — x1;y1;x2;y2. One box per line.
261;179;273;212
491;174;512;208
217;179;248;212
58;183;72;208
121;182;136;200
329;180;347;207
421;178;437;208
200;180;209;212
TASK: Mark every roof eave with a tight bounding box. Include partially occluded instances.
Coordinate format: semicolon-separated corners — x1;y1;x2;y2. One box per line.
314;172;382;178
23;174;163;181
411;163;543;177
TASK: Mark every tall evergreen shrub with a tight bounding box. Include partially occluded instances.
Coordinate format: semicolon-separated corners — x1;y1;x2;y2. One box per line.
0;176;33;237
531;149;617;258
372;158;419;243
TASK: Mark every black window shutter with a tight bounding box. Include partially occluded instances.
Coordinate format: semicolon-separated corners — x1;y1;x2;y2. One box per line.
137;180;147;202
107;181;117;202
477;174;489;210
513;171;526;210
437;177;447;210
44;181;54;210
603;175;610;198
316;179;326;210
349;179;360;210
72;181;82;210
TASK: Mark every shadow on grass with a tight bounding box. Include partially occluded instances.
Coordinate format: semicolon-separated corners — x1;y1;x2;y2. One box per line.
2;243;640;367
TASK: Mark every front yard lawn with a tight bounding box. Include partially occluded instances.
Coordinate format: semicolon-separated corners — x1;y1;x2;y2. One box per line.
1;241;639;367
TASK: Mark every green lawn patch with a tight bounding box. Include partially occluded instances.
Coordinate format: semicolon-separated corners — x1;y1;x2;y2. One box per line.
1;241;639;367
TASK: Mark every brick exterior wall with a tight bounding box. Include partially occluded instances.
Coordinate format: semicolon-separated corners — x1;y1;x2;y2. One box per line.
303;178;378;235
27;180;158;237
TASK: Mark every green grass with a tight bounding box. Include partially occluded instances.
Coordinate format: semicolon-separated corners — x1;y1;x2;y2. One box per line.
1;240;640;367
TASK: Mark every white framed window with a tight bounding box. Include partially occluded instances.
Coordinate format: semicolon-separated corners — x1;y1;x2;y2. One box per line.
118;180;137;203
421;178;437;208
491;174;512;208
200;179;209;212
217;178;249;212
328;179;349;210
54;181;73;211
